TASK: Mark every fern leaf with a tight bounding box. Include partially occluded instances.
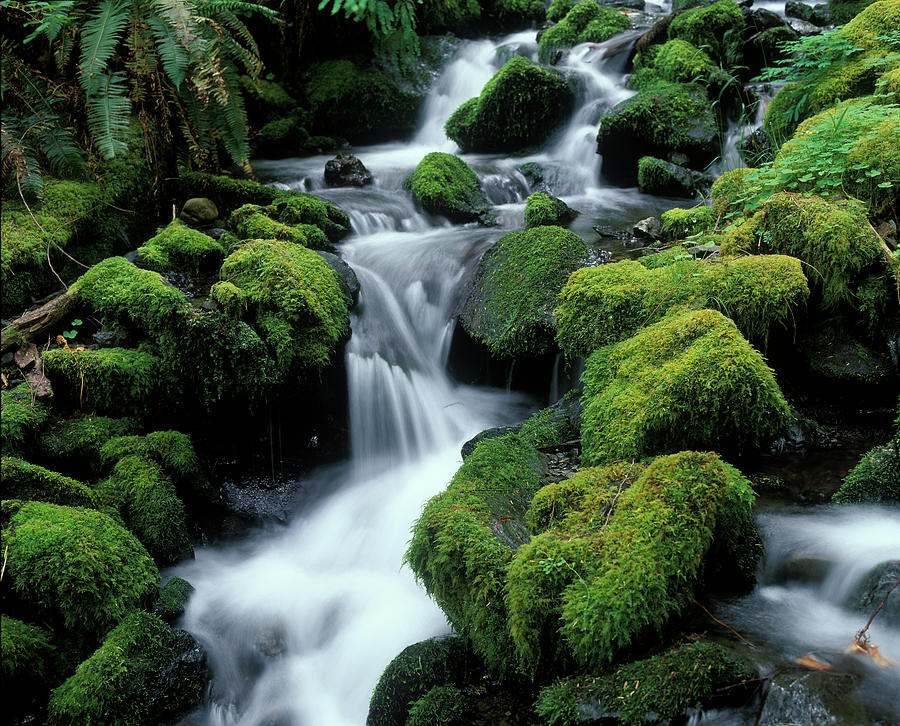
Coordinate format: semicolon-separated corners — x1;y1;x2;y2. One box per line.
86;72;132;159
152;0;197;54
37;125;86;176
79;0;131;88
147;15;190;89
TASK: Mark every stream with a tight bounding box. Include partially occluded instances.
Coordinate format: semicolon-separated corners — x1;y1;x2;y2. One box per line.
173;16;900;726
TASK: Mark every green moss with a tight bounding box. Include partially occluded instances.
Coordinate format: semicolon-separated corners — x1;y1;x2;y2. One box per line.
830;0;881;26
72;256;188;336
636;156;706;198
650;39;716;84
524;192;577;228
47;611;177;726
875;66;900;102
579;308;791;465
555;254;809;354
444;57;575;153
419;0;481;31
833;429;900;503
1;615;57;715
710;167;755;218
489;0;546;27
1;457;99;508
459;225;588;358
406;684;468;726
538;2;630;63
547;0;575;22
1;384;49;457
42;346;169;418
95;454;191;565
638;245;693;269
155;576;195;623
304;59;419;140
535;640;752;726
240;75;296;110
215;239;349;371
403;152;488;223
667;0;745;65
39;415;137;478
136;220;225;273
272;194;351;243
230;204;330;250
100;430;201;481
518;394;581;449
369;636;472;726
660;206;718;240
1;500;159;641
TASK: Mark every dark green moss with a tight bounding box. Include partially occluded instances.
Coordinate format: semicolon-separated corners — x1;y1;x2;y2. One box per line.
636;156;707;198
538;2;631;63
459;225;588;358
667;0;745;66
1;615;57;716
1;456;99;508
406;684;468;726
829;0;878;23
579;308;791;465
1;500;159;641
547;0;576;22
1;384;50;458
39;415;137;478
524;192;577;229
833;433;900;504
403;152;489;223
230;204;331;250
419;0;482;31
445;57;575;153
47;611;177;726
649;39;717;84
137;220;225;273
155;576;195;623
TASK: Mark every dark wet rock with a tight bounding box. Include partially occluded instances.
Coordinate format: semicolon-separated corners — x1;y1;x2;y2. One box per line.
804;330;896;388
852;560;900;628
180;198;219;227
316;251;360;306
686;241;720;257
742;126;772;165
775;555;833;584
206;227;229;240
785;1;831;26
255;628;287;658
149;630;210;723
744;7;787;31
218;474;306;526
592;225;630;241
758;671;869;726
155;576;195;624
786;16;822;35
633;216;663;241
638;156;712;198
324;153;374;187
461;425;521;460
92;328;127;348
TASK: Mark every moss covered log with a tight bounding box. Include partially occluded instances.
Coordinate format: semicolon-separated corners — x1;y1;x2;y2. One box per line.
1;457;99;509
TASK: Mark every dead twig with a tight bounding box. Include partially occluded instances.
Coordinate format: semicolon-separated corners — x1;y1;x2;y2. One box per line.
693;596;758;649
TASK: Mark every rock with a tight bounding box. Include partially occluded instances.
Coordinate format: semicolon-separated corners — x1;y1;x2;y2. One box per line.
758;671;869;726
741;126;772;164
461;425;521;460
324;153;373;188
148;629;210;723
632;216;663;241
804;329;896;388
852;561;900;627
775;555;833;584
179;198;219;227
637;156;712;198
316;251;361;306
785;1;831;26
744;7;786;32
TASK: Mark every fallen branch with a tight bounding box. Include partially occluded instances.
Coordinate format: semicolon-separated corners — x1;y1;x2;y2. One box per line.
693;596;758;649
1;288;79;354
857;576;900;642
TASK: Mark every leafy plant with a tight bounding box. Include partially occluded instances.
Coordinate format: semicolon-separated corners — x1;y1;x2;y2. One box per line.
61;317;82;340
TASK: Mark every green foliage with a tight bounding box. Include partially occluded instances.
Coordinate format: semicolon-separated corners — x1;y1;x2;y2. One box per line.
459;225;588;358
100;430;202;485
47;611;176;726
155;576;195;623
72;256;188;336
214;239;349;371
535;640;751;726
547;0;576;22
406;684;468;726
1;500;159;641
1;615;57;715
444;57;575;153
136;220;225;273
829;0;880;26
0;384;49;458
833;422;900;503
660;206;718;240
524;192;577;228
538;2;630;63
555;254;809;355
1;456;99;509
710;167;754;218
418;0;481;31
42;346;169;418
579;308;791;465
518;395;581;449
230;204;330;250
403;152;488;223
95;454;191;565
651;39;716;84
318;0;420;62
39;414;137;478
667;0;745;66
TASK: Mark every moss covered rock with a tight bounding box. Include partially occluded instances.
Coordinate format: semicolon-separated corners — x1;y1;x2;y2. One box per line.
524;192;578;228
155;576;195;623
1;384;49;457
1;500;159;641
406;684;468;726
230;204;331;251
579;307;791;465
833;415;899;503
403;152;489;223
641;39;717;85
459;225;588;358
538;2;631;63
445;57;574;153
637;156;710;197
660;205;718;240
667;0;745;66
1;615;58;716
555;254;809;354
137;220;225;273
1;457;99;508
39;414;137;478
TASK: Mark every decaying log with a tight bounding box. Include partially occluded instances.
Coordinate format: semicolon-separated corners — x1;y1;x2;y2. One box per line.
1;288;79;354
14;343;52;399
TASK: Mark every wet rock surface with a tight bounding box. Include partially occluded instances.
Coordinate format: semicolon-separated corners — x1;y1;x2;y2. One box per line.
324;153;374;187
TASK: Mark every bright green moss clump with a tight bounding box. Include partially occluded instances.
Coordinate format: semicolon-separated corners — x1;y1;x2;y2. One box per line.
459;225;588;358
650;39;716;84
230;204;330;250
213;239;349;371
100;430;202;483
667;0;745;65
833;412;900;503
1;500;159;641
579;308;791;465
407;685;468;726
137;220;225;273
445;57;574;153
39;415;137;478
535;640;752;725
538;2;630;62
555;254;809;354
1;384;49;457
96;455;191;564
48;611;177;726
1;457;99;508
524;192;577;228
403;152;488;223
660;206;717;240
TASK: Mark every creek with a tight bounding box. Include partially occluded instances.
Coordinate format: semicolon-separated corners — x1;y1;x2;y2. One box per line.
173;14;900;726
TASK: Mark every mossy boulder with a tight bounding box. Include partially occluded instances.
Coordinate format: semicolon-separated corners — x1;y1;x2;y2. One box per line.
1;457;99;508
212;239;349;372
47;611;187;726
406;685;468;726
555;254;809;354
459;225;588;358
538;1;631;63
829;0;879;23
1;500;159;642
1;384;49;457
1;615;58;716
639;39;717;85
667;0;745;66
368;636;473;726
95;455;191;565
403;152;489;223
596;82;718;186
710;167;754;218
100;430;202;483
230;204;331;251
155;576;195;623
524;192;578;228
579;307;791;465
39;415;137;478
444;57;574;153
535;640;753;725
833;418;899;503
136;220;225;273
42;346;170;419
660;205;718;240
303;59;419;141
637;156;710;197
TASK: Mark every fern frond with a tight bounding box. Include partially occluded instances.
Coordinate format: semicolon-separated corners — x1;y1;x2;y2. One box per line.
86;72;132;158
152;0;197;55
199;0;279;21
80;0;131;89
147;15;190;89
1;118;44;201
37;125;86;176
212;64;249;169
